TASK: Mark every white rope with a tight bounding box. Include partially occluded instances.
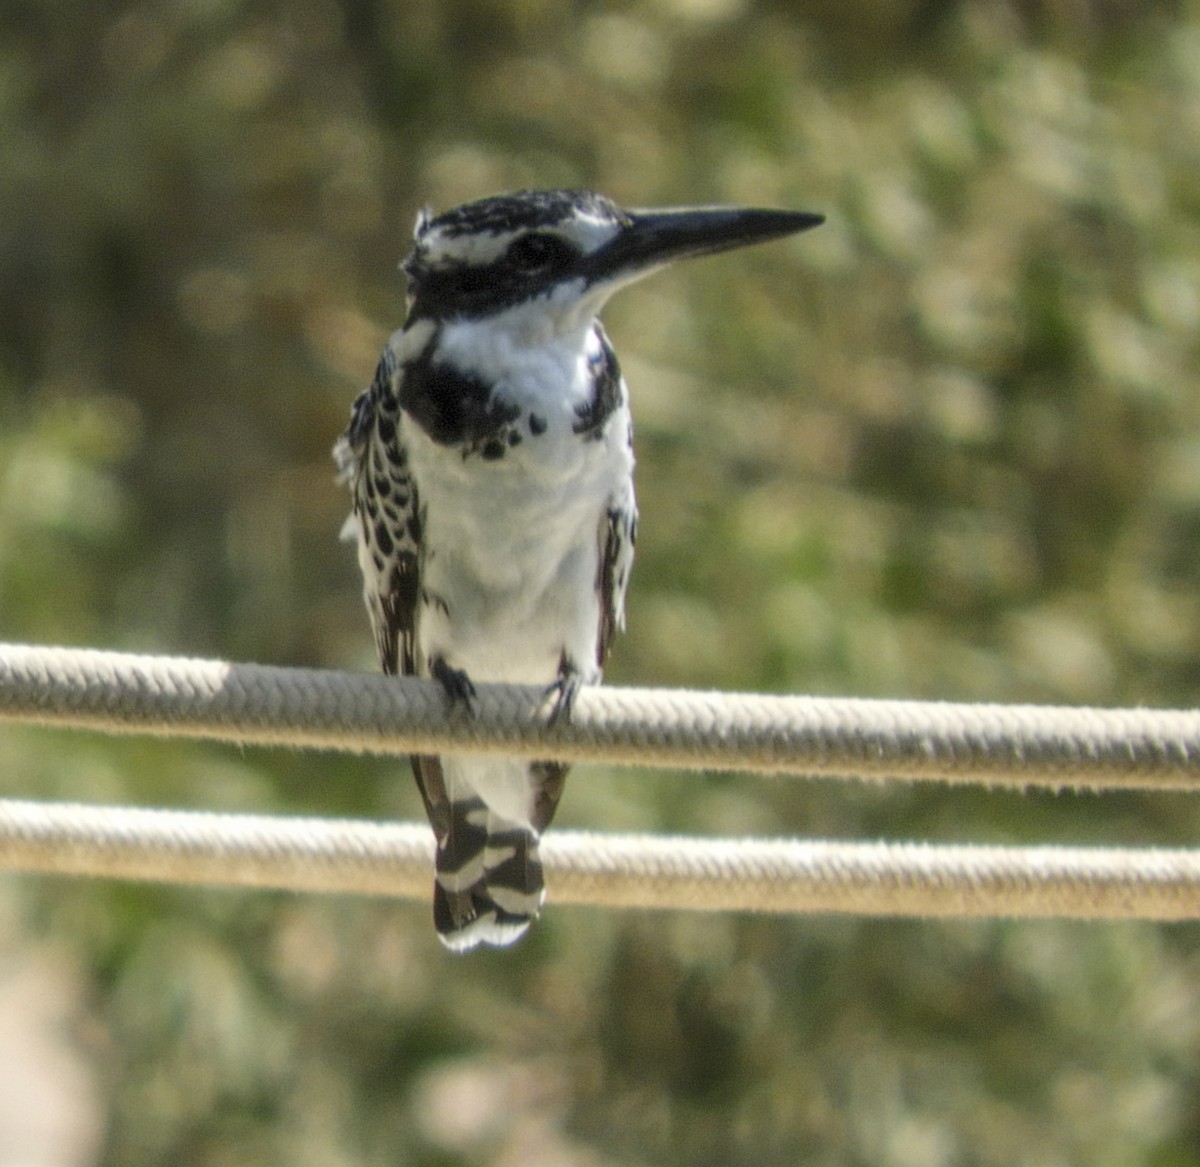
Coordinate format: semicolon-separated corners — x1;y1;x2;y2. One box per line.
1;797;1198;920
1;642;1198;790
3;643;1200;920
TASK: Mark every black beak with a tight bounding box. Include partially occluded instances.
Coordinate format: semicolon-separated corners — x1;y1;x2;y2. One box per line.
585;205;824;283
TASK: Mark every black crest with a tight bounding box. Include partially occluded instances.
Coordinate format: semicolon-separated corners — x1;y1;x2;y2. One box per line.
424;189;626;239
401;190;631;321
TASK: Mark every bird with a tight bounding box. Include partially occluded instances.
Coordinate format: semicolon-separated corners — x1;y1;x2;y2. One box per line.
335;188;823;951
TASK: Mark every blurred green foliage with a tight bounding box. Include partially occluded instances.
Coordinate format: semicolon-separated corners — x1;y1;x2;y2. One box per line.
3;0;1200;1163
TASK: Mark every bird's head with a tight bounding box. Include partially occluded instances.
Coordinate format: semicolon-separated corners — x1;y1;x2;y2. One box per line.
401;189;823;340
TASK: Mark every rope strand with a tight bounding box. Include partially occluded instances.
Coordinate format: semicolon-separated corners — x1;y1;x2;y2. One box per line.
1;797;1199;921
4;643;1200;921
1;642;1198;790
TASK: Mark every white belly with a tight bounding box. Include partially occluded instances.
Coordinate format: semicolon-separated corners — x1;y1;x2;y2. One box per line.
402;331;633;685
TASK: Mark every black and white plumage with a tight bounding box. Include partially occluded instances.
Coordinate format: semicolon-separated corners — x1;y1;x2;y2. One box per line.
335;189;822;950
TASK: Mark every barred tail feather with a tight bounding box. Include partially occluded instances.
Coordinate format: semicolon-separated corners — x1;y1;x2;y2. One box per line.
432;796;546;952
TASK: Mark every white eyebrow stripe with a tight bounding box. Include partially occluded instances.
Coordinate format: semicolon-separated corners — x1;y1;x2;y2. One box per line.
555;213;622;254
420;226;521;268
415;212;625;272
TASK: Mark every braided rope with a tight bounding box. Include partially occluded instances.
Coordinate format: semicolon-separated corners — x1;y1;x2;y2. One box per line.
1;797;1198;920
4;643;1200;919
1;642;1198;790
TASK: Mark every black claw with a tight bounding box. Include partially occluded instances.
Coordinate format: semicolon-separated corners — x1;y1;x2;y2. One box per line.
431;656;477;714
545;674;583;726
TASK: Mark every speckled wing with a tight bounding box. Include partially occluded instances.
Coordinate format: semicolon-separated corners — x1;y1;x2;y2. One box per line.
596;440;637;669
335;343;458;869
335;343;422;677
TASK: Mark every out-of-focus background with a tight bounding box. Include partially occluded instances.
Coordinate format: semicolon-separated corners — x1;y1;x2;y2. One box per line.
2;0;1200;1163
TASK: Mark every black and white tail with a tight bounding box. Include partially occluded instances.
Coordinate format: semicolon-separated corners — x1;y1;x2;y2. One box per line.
431;796;546;950
414;755;565;951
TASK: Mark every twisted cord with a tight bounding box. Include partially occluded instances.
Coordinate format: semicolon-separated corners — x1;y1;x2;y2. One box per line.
1;642;1198;790
4;643;1200;920
1;797;1199;920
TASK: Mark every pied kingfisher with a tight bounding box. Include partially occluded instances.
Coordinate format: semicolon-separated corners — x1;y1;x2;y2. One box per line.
335;189;822;950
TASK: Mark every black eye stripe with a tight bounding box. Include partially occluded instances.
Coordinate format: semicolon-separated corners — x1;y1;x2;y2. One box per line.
406;231;584;319
507;233;577;271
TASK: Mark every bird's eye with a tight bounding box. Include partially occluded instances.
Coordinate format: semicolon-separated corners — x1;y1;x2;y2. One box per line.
507;232;574;272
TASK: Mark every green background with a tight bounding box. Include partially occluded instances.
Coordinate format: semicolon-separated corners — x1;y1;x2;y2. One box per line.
2;0;1200;1163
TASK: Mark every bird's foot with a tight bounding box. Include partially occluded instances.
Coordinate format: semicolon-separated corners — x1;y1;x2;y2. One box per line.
545;659;596;726
544;676;581;726
431;656;477;715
